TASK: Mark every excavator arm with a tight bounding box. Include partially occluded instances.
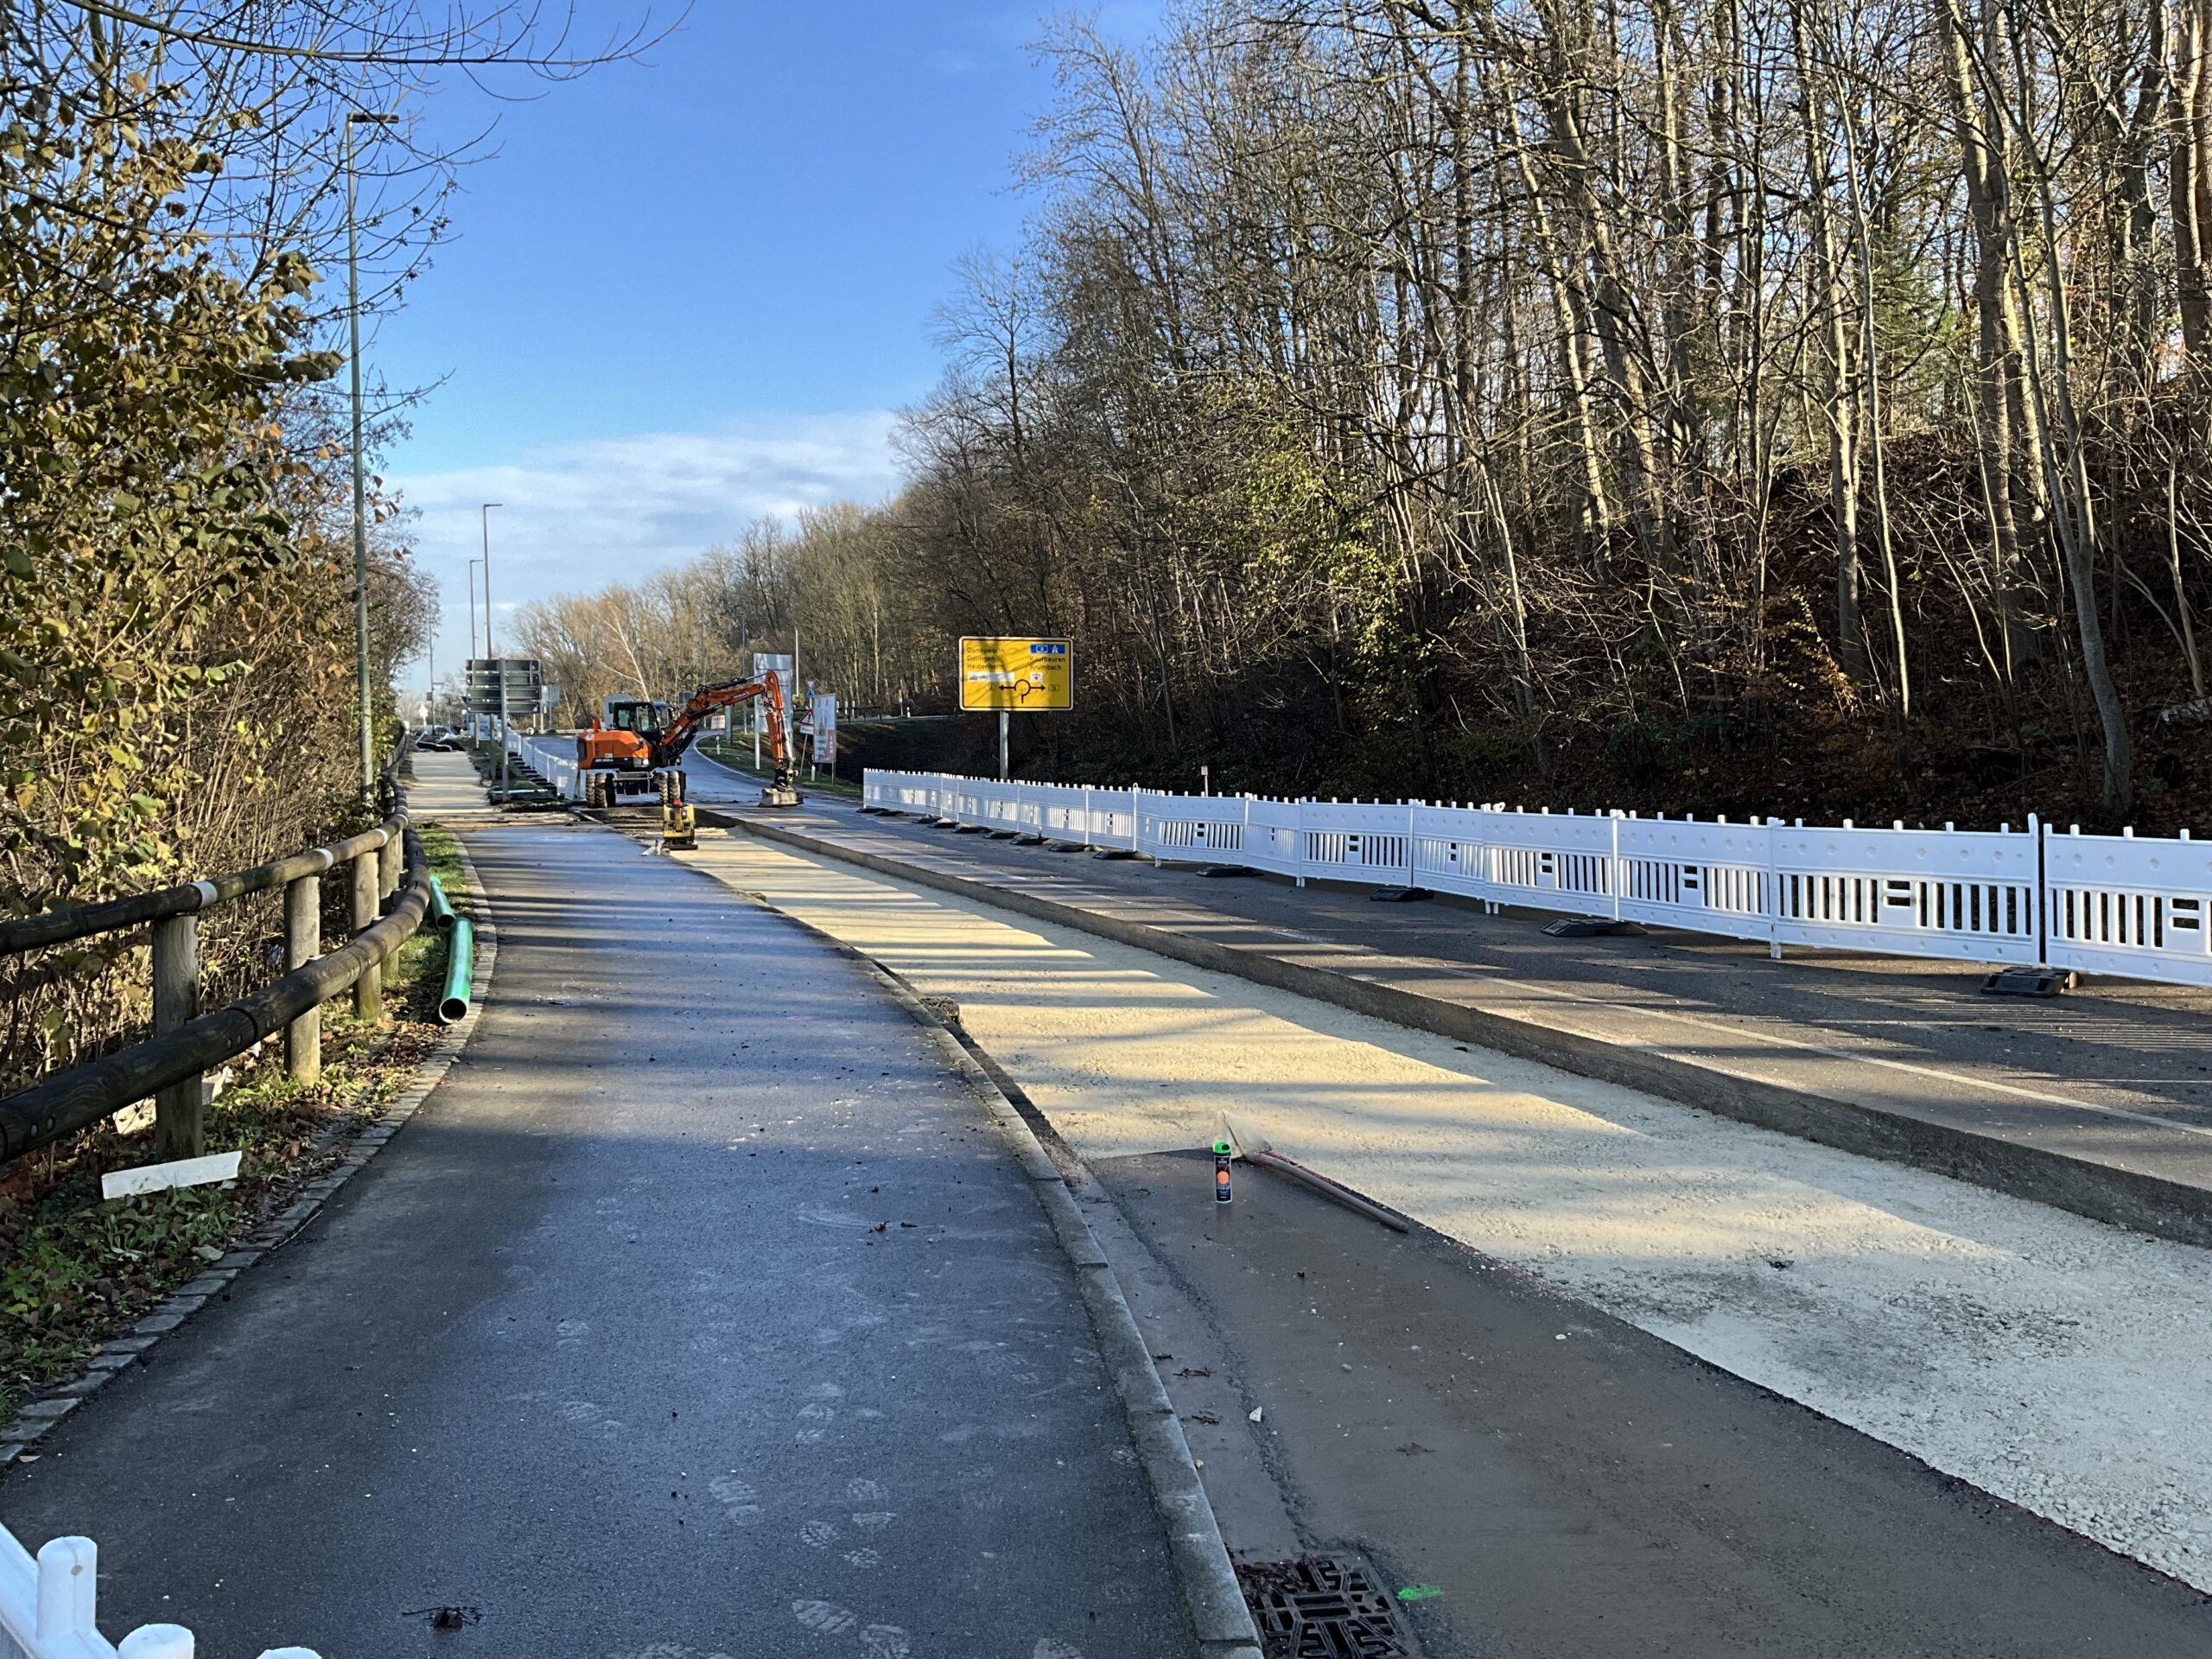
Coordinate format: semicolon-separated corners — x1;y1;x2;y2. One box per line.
648;672;796;792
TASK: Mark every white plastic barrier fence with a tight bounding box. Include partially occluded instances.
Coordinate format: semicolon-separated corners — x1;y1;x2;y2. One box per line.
2044;823;2212;984
0;1526;316;1658
861;770;2212;988
507;729;579;798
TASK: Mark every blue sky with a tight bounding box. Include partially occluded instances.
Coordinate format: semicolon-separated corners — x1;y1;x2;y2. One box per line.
383;1;1160;695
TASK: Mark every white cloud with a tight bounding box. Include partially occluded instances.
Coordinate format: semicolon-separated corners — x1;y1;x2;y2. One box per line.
390;413;901;685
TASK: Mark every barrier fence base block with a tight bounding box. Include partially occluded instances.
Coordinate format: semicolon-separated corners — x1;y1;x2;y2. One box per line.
1092;849;1138;861
931;818;961;829
955;824;990;835
988;829;1021;840
1542;916;1640;937
1369;886;1431;903
1198;865;1255;879
1047;842;1088;854
1982;965;2076;998
1015;834;1048;845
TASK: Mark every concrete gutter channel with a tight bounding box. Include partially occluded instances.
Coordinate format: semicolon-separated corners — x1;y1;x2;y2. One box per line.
696;804;2212;1255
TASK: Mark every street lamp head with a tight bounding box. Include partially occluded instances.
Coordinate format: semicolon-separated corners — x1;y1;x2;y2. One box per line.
346;111;400;128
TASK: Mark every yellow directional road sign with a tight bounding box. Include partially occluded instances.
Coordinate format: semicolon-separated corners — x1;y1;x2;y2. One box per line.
958;637;1073;711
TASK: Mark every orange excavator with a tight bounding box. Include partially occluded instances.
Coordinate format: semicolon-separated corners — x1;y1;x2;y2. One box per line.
575;671;803;810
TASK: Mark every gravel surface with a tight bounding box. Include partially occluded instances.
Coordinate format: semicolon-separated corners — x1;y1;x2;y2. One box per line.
681;827;2212;1592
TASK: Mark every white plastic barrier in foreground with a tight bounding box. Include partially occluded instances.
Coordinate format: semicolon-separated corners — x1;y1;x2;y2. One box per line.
862;770;2212;989
0;1527;316;1658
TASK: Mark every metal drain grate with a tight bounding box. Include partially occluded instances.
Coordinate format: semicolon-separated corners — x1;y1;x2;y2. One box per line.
1241;1555;1414;1658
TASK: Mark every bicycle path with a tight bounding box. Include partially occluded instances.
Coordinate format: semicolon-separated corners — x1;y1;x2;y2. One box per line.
0;816;1191;1659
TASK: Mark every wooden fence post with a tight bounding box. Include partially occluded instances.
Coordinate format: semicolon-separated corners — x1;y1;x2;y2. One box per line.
285;874;321;1084
378;830;403;988
149;913;202;1159
352;852;382;1022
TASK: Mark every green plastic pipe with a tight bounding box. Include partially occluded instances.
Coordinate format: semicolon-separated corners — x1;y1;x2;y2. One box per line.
427;874;457;929
436;914;476;1026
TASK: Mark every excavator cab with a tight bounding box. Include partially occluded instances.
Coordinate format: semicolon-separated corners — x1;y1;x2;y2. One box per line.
603;697;667;738
576;696;671;806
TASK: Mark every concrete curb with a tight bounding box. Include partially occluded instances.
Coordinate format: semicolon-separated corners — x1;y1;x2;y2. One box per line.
692;869;1263;1659
0;830;501;1466
715;810;2212;1252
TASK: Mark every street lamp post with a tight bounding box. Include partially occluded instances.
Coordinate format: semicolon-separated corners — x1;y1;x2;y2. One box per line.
346;110;398;808
482;502;505;796
467;556;482;654
466;555;484;741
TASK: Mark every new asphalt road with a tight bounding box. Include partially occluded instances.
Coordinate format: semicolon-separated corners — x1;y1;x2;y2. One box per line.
2;814;1191;1659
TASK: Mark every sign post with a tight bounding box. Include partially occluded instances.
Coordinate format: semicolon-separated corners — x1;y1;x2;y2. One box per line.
812;692;838;773
958;637;1073;781
465;658;543;797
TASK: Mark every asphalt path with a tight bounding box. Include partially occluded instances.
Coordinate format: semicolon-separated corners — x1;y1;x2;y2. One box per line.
1;818;1189;1659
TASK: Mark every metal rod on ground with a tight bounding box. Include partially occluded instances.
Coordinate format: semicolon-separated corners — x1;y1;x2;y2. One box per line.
1222;1114;1409;1232
1246;1149;1409;1231
285;874;321;1084
150;914;201;1159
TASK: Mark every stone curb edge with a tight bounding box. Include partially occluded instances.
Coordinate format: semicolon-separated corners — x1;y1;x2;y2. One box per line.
0;826;501;1466
719;810;2212;1254
681;862;1264;1659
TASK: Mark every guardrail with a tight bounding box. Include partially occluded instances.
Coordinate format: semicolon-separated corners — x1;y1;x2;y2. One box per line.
863;770;2212;989
0;741;432;1165
0;1523;315;1657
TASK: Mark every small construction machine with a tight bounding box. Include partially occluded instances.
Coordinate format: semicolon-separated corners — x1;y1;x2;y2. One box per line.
575;671;802;810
